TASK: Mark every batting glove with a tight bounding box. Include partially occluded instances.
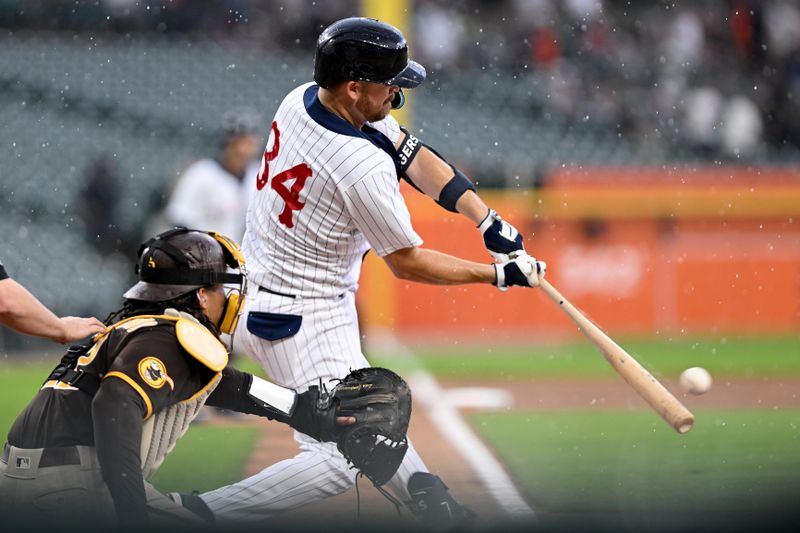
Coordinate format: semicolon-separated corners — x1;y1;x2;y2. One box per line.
478;209;524;262
493;253;546;290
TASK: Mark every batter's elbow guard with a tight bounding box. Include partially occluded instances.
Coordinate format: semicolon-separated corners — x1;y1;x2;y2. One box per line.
436;167;477;213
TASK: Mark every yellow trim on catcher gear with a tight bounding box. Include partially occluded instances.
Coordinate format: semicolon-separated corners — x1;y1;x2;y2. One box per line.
175;318;228;372
75;317;161;368
77;333;110;367
117;317;160;333
41;379;79;391
104;371;154;419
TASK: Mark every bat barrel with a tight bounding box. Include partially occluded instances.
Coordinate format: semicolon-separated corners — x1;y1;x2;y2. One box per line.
538;278;695;434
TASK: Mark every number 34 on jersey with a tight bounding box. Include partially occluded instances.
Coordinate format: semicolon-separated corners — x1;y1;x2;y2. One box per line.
255;121;311;229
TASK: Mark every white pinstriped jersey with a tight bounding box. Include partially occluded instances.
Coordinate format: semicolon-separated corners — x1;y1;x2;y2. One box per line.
242;83;422;298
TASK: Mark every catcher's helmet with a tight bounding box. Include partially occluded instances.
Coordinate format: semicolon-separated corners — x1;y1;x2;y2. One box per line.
314;17;426;90
123;228;243;303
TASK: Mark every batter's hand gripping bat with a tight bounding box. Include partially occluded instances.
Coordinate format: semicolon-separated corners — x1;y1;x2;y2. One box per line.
538;278;695;433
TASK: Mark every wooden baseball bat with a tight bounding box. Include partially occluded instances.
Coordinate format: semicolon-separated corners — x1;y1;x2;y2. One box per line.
538;278;695;434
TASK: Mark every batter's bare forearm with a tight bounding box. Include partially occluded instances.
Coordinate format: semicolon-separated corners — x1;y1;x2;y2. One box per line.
403;145;454;198
399;139;489;225
455;190;490;225
383;247;495;285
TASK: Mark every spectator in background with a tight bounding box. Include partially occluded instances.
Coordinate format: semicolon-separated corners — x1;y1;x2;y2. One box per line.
414;0;465;72
0;260;106;342
165;108;262;241
683;86;724;157
80;154;121;255
721;95;763;158
164;109;262;418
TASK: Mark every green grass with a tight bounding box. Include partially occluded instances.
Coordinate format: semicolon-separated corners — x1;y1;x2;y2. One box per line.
150;425;260;493
471;409;800;518
0;361;51;436
370;335;800;378
2;335;799;521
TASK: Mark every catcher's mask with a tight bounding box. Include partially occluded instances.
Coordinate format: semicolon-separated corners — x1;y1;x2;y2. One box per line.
123;228;248;335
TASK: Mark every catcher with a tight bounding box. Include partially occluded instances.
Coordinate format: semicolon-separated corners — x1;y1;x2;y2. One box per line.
0;228;411;526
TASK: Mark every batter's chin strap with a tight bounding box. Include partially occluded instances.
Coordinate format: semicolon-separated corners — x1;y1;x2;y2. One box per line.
396;127;476;213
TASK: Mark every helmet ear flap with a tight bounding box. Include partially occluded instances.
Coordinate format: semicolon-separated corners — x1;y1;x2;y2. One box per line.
218;291;244;334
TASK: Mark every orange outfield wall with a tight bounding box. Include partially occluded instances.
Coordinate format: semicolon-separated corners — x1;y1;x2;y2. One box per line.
358;166;800;340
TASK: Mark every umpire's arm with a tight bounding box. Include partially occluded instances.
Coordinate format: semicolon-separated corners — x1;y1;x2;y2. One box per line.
0;275;106;342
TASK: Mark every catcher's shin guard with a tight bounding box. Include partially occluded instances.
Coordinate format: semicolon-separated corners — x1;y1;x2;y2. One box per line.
407;472;476;529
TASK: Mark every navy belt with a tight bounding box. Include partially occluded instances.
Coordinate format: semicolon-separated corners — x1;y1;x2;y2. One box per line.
2;442;82;467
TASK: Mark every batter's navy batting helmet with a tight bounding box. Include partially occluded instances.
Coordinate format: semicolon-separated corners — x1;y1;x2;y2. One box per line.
314;17;426;91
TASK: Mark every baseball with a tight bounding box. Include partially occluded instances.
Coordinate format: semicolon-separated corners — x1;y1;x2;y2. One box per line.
679;367;712;395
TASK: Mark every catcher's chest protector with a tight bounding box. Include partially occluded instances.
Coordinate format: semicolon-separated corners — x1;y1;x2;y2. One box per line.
140;374;220;479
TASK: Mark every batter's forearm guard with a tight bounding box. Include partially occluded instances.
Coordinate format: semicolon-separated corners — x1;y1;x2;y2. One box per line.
437;168;476;213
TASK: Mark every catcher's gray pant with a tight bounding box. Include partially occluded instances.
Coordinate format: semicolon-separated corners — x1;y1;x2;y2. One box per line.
0;444;202;524
202;289;428;521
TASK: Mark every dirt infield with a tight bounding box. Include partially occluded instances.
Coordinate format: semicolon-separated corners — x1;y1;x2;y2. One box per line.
233;376;799;527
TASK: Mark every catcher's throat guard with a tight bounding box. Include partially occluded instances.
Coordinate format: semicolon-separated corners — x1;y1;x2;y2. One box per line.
329;367;412;486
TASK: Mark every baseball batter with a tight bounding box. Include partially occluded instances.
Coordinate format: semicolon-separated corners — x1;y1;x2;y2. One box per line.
198;18;545;526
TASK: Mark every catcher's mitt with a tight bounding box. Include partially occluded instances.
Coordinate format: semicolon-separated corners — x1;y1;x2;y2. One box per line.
287;367;412;485
331;367;412;486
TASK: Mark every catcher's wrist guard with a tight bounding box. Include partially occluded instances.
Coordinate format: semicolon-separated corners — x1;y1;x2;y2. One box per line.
287;384;337;442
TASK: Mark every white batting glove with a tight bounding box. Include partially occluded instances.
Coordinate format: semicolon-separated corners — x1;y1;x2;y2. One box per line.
478;209;525;262
493;253;547;291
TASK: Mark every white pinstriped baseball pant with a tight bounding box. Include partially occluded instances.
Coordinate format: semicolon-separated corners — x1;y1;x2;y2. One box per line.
200;289;428;521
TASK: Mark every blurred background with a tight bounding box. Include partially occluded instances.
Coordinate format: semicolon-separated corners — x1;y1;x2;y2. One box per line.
1;0;799;529
1;0;799;333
